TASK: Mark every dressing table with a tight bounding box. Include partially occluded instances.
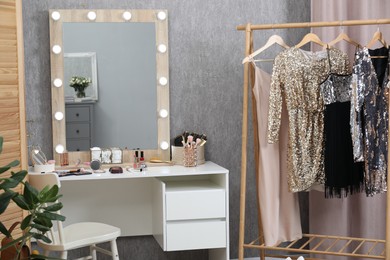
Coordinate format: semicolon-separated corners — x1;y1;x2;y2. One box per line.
47;161;230;259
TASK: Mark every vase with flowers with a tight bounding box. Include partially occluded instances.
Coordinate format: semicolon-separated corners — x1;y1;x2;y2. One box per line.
69;76;92;98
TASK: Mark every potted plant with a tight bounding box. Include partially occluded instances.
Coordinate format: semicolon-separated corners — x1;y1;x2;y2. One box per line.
0;136;65;259
69;76;92;98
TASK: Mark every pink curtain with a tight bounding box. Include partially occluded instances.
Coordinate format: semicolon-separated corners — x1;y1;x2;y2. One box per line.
310;1;390;259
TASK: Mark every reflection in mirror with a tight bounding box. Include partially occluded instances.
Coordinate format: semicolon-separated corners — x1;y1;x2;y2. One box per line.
64;52;98;101
49;9;170;163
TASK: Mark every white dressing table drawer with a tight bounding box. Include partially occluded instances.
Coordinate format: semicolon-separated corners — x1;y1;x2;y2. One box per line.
166;220;226;251
165;181;225;221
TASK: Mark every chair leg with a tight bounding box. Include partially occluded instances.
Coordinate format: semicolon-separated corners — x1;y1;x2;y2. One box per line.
60;250;68;259
110;239;119;260
90;244;97;260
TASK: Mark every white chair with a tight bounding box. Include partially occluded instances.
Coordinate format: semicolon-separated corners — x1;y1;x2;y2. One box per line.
29;172;121;260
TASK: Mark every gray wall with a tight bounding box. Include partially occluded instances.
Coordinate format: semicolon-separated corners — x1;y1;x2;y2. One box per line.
23;0;310;259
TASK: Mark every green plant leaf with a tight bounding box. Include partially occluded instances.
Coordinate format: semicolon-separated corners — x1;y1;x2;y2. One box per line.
0;190;16;214
0;136;3;153
0;178;19;190
0;160;20;174
37;212;66;222
37;185;50;200
30;232;52;243
21;214;33;230
44;202;63;212
24;181;39;205
0;166;11;174
11;170;27;182
34;216;53;228
0;177;19;189
40;184;60;203
30;223;50;233
12;194;31;210
0;221;11;237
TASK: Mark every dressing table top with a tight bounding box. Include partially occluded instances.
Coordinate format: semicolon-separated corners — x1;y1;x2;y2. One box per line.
37;161;228;182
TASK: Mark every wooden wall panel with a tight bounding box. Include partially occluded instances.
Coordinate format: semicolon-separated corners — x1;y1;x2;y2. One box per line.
0;0;26;241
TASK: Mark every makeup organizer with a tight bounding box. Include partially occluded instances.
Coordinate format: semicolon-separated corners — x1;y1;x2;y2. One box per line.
237;18;390;260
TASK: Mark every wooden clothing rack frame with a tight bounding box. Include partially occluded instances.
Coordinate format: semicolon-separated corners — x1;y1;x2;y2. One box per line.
237;18;390;260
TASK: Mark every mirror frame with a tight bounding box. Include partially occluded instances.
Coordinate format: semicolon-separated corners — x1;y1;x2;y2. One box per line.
49;9;170;164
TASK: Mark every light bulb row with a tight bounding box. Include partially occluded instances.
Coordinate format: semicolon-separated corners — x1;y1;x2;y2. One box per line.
52;44;167;54
51;10;167;21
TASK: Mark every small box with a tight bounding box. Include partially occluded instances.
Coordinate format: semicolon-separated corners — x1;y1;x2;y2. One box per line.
171;145;205;166
111;147;122;164
34;164;55;173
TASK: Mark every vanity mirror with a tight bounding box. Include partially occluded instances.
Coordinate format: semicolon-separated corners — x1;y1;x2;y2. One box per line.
49;9;170;163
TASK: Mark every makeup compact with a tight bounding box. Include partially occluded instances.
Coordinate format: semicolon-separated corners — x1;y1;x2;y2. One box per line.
109;166;123;174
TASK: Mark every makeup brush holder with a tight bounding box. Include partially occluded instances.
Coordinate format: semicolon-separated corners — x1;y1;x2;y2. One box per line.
183;146;197;167
171;145;205;166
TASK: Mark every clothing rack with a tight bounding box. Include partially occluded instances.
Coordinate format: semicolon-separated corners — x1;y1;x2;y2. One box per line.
237;18;390;260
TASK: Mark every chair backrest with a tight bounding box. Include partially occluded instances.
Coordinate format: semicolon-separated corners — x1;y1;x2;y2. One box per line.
28;172;61;189
28;172;65;245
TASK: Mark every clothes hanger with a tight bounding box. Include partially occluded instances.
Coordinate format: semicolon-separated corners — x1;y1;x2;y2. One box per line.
327;22;360;48
367;28;387;48
328;31;360;48
242;34;289;64
295;32;327;48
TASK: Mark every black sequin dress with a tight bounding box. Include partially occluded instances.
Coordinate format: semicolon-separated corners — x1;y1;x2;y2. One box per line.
320;65;364;198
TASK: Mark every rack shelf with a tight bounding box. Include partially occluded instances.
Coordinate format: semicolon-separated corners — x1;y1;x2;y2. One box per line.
245;234;385;259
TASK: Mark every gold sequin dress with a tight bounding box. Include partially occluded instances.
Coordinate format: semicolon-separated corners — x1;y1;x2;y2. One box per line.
268;47;350;192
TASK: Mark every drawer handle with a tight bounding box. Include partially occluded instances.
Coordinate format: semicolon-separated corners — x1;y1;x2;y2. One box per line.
76;113;79;117
77;149;80;151
76;130;80;133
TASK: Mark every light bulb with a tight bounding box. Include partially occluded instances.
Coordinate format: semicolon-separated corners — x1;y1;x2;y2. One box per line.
157;11;167;21
51;11;61;21
159;109;168;118
159;77;168;86
160;141;169;150
87;11;97;21
52;45;61;54
53;78;62;87
55;144;65;154
157;44;167;53
123;11;132;21
54;112;64;120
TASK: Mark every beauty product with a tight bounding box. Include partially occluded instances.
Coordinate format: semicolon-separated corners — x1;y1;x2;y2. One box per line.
109;166;123;174
133;151;139;169
111;147;122;164
139;151;147;171
90;147;102;161
60;151;69;166
101;149;112;164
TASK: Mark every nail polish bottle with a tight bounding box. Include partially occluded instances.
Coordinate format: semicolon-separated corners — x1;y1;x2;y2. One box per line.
140;151;146;170
133;151;139;169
